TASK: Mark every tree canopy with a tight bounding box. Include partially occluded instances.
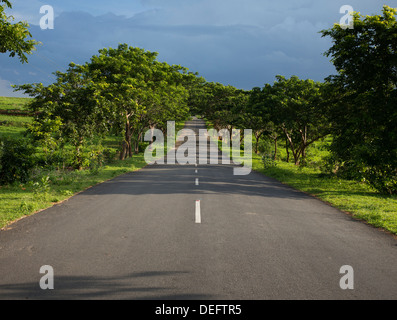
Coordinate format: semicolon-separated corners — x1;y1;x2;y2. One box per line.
321;5;397;194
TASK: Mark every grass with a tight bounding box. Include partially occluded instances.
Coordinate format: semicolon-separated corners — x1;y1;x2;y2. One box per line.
0;96;32;110
0;154;148;229
252;153;397;235
0;115;33;128
0;125;27;139
0;96;33;139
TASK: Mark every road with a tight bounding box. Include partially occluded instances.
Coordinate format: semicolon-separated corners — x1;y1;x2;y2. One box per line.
0;119;396;300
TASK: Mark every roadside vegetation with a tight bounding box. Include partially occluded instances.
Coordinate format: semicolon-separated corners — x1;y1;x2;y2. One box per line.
251;141;397;235
0;96;185;229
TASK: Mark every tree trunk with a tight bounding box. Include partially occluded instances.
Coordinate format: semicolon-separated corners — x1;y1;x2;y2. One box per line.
283;127;299;165
75;140;84;170
133;131;143;154
121;116;132;160
286;138;290;163
128;139;133;158
301;126;307;160
294;154;300;165
255;133;260;154
120;141;128;161
301;147;306;160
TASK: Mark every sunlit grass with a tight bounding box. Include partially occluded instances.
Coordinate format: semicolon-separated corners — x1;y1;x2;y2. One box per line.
0;125;27;139
0;96;32;110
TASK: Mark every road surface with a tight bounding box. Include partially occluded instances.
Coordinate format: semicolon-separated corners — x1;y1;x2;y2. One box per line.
0;119;396;300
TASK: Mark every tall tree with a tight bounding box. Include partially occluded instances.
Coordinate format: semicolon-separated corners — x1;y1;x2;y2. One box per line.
262;76;330;165
321;5;397;194
245;86;278;156
87;44;190;159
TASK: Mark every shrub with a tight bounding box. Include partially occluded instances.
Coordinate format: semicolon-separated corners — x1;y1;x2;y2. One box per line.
262;153;277;169
0;137;37;184
103;148;117;164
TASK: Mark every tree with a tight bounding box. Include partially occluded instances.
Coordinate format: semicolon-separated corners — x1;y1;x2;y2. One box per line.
244;87;275;155
193;82;247;132
255;76;330;165
0;0;39;63
15;63;109;169
321;5;397;194
87;44;190;159
135;60;190;153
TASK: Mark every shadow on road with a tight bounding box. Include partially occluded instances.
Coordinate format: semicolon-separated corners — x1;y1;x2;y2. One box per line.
0;270;214;300
77;163;311;201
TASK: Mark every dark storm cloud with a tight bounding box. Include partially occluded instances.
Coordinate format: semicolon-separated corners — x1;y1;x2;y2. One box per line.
0;0;391;96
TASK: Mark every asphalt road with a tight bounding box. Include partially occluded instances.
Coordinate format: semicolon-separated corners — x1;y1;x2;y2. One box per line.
0;119;396;300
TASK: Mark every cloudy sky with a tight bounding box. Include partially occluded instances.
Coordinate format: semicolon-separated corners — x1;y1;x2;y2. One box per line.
0;0;394;96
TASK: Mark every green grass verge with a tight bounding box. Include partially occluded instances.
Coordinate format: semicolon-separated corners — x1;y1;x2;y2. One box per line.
0;154;148;229
252;153;397;235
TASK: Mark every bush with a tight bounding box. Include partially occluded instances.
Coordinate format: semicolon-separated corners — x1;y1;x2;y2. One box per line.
0;137;37;184
320;154;397;195
103;148;117;164
262;153;277;169
364;166;397;195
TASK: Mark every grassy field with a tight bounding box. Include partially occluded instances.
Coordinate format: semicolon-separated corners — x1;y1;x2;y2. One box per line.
0;97;33;139
0;125;27;139
0;96;32;110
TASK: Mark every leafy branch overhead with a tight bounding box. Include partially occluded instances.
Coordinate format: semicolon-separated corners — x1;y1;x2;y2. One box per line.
0;0;40;63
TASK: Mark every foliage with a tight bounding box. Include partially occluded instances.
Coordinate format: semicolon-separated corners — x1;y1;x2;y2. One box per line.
27;116;63;161
0;0;39;63
0;137;36;184
14;63;109;169
87;44;192;159
321;5;397;194
244;76;331;165
194;82;248;131
262;153;277;169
